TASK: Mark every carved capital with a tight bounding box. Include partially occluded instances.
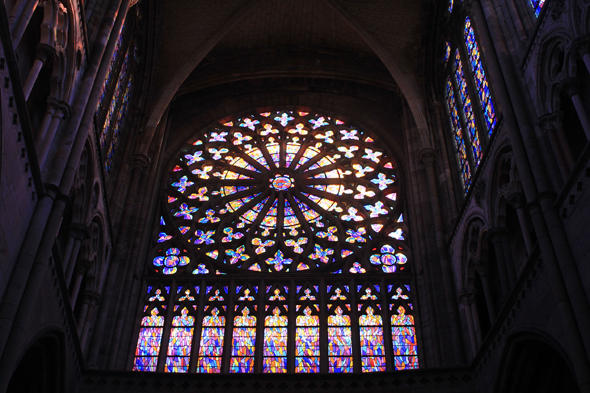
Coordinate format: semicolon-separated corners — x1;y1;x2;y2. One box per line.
419;148;436;164
571;36;590;58
506;192;526;209
47;98;71;118
550;0;565;21
473;180;486;206
560;78;581;98
36;43;56;62
75;258;93;274
538;111;563;134
131;154;150;170
458;289;476;305
488;227;509;241
69;223;90;240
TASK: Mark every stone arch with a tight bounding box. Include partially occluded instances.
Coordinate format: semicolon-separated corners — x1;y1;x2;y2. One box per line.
140;0;433;159
7;331;64;393
495;332;581;393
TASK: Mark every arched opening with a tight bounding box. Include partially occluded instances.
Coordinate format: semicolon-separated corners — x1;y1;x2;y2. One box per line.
499;338;580;393
7;335;62;393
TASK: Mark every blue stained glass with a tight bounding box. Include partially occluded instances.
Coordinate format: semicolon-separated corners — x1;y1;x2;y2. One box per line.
464;17;497;137
446;76;472;192
454;49;483;167
529;0;545;17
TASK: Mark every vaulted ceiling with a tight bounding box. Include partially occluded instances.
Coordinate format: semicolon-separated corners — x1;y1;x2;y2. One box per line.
141;0;436;152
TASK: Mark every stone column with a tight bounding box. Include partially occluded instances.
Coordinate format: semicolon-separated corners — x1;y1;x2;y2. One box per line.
476;264;497;321
506;192;535;255
63;224;89;282
420;148;465;364
562;78;590;140
9;0;40;48
487;228;511;296
38;100;70;166
70;258;91;309
22;43;54;100
79;292;101;351
538;111;574;177
459;290;478;357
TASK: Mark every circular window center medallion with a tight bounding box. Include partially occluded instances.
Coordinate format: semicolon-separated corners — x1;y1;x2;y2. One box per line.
271;175;293;191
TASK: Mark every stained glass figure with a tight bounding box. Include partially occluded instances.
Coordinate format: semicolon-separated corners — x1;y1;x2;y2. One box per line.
165;307;195;372
464;17;497;136
133;307;165;371
197;307;226;373
164;110;400;273
263;307;288;373
230;307;257;373
359;306;386;372
445;76;472;192
454;49;483;167
529;0;545;17
328;305;353;373
295;306;320;373
391;306;419;370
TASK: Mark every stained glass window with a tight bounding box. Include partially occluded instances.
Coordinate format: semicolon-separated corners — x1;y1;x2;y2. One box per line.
529;0;545;17
263;285;289;372
133;286;168;371
96;22;125;114
446;76;472;191
295;286;320;373
464;17;497;137
197;286;228;373
358;285;386;372
105;75;133;174
444;41;451;65
454;49;483;167
328;286;353;372
162;111;402;274
134;109;419;373
230;285;258;373
165;307;195;372
389;285;419;370
448;0;453;13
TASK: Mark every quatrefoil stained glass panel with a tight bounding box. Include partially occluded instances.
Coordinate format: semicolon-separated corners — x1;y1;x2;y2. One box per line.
159;110;405;274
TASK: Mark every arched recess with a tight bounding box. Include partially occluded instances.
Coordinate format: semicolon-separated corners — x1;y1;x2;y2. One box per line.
496;333;581;393
460;217;499;351
7;332;64;393
138;0;433;158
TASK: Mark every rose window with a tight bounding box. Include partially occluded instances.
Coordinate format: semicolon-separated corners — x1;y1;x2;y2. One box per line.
161;110;407;274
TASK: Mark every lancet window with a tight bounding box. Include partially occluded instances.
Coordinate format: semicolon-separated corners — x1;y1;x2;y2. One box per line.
441;5;498;194
94;3;140;175
133;109;418;373
529;0;545;17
